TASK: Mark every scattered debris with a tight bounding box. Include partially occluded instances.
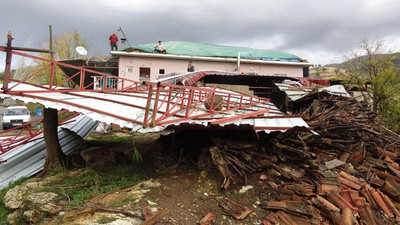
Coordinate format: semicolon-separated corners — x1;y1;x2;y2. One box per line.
325;159;346;170
139;208;169;225
199;212;216;225
239;185;253;193
218;198;251;220
142;94;400;224
139;199;154;220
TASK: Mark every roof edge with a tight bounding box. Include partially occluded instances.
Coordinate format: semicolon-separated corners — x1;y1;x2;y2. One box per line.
111;51;312;67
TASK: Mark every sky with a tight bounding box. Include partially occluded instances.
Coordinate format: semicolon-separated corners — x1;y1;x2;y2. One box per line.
1;0;400;70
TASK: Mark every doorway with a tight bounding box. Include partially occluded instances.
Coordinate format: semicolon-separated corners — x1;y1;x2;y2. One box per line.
139;67;151;82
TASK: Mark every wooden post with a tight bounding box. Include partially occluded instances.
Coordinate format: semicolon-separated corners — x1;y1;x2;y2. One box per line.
2;31;13;91
49;25;54;89
49;25;54;60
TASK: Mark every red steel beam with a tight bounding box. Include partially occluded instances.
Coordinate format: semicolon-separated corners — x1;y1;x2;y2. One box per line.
4;49;143;91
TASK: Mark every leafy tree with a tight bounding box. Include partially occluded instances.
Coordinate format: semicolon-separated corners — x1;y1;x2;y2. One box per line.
345;38;400;131
29;30;88;87
52;30;88;60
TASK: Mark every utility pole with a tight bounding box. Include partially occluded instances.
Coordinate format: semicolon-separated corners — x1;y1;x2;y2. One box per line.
49;25;55;89
49;25;54;60
2;31;13;91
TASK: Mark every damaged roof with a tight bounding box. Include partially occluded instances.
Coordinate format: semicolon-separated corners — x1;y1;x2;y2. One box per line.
0;83;311;134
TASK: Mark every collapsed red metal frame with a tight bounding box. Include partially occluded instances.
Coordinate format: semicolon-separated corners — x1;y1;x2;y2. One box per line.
0;44;276;126
0;35;309;155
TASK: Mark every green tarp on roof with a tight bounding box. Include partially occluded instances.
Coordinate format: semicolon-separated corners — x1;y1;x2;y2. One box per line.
122;41;300;61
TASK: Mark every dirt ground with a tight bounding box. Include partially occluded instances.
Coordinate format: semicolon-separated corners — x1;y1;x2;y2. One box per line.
145;165;270;225
67;130;273;224
127;131;276;224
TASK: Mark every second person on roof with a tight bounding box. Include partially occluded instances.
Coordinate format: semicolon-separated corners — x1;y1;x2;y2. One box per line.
154;41;166;53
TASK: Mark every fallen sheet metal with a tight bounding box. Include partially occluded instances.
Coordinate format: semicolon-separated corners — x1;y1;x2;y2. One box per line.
0;114;98;189
275;83;351;101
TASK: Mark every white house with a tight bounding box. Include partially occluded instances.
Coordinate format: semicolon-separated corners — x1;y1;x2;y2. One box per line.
112;41;312;83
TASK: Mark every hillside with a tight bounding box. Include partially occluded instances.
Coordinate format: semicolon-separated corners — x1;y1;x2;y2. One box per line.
310;52;400;80
309;66;348;79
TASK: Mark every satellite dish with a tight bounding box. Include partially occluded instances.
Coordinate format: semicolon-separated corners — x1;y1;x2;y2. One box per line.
75;46;88;56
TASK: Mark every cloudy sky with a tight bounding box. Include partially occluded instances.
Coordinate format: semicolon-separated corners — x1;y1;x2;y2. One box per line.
1;0;400;69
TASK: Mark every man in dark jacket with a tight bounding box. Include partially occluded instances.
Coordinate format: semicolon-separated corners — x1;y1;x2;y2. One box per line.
187;61;195;72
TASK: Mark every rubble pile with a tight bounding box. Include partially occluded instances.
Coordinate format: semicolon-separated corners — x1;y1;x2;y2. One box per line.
204;96;400;224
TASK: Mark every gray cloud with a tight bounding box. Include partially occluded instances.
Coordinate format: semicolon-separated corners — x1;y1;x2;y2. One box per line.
1;0;400;69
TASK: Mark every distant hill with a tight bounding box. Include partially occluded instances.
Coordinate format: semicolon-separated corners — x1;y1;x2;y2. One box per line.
310;52;400;79
309;66;348;79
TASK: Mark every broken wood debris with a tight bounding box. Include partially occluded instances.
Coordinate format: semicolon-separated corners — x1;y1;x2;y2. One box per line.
259;97;400;224
156;96;400;224
139;208;169;225
139;199;154;220
199;212;216;225
218;198;251;220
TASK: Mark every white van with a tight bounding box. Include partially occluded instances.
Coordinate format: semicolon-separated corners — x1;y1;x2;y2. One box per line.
2;106;31;130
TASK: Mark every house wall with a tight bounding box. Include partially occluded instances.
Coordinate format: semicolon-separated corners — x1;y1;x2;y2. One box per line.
118;55;305;83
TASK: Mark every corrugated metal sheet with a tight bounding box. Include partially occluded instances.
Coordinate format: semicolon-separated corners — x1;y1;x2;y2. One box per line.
0;114;98;189
275;84;351;101
0;83;311;134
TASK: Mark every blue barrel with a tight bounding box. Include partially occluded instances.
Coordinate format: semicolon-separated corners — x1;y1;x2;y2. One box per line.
35;108;42;117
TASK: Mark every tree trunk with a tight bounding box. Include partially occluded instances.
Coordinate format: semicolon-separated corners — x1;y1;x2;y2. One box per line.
37;107;66;177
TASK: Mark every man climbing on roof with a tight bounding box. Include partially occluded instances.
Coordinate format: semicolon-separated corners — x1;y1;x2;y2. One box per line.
109;32;118;51
154;41;166;53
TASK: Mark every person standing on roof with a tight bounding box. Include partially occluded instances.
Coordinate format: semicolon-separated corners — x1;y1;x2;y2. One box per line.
109;32;118;51
187;61;195;72
154;41;166;53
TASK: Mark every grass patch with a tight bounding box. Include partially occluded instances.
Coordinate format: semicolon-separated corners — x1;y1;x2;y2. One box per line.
0;177;31;224
98;216;117;224
41;165;143;206
85;133;134;147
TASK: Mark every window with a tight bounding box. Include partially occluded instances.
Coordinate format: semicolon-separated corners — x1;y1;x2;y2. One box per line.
159;69;165;74
127;67;134;73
